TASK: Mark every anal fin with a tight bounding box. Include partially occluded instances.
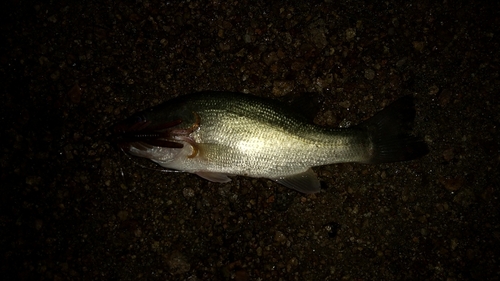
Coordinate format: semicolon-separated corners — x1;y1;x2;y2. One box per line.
271;168;321;194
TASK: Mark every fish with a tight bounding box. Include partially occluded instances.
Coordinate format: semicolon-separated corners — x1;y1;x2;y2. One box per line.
113;92;428;193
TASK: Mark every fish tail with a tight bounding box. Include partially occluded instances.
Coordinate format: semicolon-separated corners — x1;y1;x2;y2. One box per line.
358;95;429;164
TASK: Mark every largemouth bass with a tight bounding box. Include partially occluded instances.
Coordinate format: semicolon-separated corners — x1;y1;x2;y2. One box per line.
113;92;428;193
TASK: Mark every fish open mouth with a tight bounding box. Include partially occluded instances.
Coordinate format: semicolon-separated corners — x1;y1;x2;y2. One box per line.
111;112;201;158
112;118;184;150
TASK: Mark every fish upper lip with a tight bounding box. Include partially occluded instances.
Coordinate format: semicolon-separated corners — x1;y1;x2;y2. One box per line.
108;121;133;146
108;130;127;148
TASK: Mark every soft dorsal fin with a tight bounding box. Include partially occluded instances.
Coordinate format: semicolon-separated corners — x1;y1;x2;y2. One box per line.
281;92;324;122
271;168;321;194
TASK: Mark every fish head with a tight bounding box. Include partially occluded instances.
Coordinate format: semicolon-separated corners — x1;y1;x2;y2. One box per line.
111;105;200;165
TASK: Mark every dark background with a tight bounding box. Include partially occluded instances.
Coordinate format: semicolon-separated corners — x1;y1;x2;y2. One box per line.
1;0;499;280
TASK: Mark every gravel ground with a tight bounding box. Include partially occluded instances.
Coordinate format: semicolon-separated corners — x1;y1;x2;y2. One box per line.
1;0;499;280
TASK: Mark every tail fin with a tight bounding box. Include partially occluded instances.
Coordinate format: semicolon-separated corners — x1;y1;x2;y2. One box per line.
358;96;429;164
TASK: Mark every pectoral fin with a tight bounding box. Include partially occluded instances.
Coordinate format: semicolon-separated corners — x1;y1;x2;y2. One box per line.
196;171;231;183
272;169;321;194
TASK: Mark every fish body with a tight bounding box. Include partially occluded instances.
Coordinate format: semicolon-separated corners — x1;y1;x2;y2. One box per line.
114;92;428;193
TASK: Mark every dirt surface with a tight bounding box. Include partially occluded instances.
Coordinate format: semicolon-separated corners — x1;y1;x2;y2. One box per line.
1;0;499;280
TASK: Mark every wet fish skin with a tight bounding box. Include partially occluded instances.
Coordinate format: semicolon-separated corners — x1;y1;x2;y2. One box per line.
114;92;428;193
